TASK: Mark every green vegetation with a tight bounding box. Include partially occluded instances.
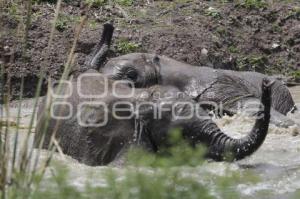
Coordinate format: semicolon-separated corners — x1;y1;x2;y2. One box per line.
85;0;107;7
271;24;282;33
34;0;133;7
237;55;268;72
127;129;207;167
4;1;22;23
116;38;140;54
2;131;260;199
55;14;80;32
85;0;134;7
115;0;134;6
55;14;69;32
293;6;300;16
291;70;300;82
237;0;268;9
286;6;300;19
205;7;222;19
228;45;239;53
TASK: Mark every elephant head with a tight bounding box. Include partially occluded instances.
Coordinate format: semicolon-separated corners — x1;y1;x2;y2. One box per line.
101;53;163;87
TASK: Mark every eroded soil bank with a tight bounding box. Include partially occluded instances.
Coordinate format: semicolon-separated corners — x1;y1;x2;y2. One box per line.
0;0;300;99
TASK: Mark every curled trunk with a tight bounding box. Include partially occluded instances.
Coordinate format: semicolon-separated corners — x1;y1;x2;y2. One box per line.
188;78;272;161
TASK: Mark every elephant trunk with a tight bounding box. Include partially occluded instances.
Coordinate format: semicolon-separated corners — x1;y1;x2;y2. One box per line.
191;78;271;161
85;23;114;70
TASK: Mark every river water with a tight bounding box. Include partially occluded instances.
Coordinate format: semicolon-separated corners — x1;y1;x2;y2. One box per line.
1;86;300;198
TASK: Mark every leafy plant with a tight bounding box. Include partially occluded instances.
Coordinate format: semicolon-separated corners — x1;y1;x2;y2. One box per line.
228;45;239;53
55;14;69;32
85;0;107;7
116;38;140;54
205;7;222;19
237;55;268;72
290;70;300;82
115;0;134;6
237;0;268;9
27;130;261;199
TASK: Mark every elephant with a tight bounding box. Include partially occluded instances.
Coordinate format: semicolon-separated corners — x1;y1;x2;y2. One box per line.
99;53;297;128
34;68;272;166
83;23;296;128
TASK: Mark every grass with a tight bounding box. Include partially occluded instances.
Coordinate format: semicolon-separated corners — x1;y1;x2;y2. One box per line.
237;55;268;72
116;38;140;54
228;45;239;53
55;14;68;32
0;0;71;197
236;0;268;9
286;6;300;20
85;0;107;7
115;0;134;6
205;7;222;19
290;70;300;82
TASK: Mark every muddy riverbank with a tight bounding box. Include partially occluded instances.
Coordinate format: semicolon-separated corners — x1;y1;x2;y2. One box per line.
1;0;300;99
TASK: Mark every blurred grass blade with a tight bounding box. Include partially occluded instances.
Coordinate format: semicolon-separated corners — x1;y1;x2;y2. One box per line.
10;76;24;179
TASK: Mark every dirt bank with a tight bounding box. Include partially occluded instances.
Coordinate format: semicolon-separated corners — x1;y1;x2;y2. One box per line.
0;0;300;99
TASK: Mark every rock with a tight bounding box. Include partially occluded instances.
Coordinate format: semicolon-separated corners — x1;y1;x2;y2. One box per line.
291;127;299;136
272;43;280;49
201;48;208;56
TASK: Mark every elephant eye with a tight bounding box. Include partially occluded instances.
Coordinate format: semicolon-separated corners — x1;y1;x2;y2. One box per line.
126;69;138;81
118;66;138;81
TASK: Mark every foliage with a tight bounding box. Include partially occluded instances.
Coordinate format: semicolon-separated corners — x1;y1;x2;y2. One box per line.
27;131;259;199
286;6;300;20
290;70;300;82
237;0;268;9
4;1;22;22
54;14;80;32
85;0;107;7
115;0;134;6
55;14;68;32
34;0;71;3
116;38;140;54
205;7;222;19
126;129;207;167
237;55;268;72
228;45;239;53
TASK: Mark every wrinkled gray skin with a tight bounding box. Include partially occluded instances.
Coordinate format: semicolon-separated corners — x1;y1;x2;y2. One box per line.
35;70;272;166
100;53;296;127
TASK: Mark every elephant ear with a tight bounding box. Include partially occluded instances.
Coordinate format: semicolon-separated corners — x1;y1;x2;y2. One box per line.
199;73;260;110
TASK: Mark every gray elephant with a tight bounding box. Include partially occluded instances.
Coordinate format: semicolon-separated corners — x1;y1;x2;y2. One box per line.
83;24;296;128
99;53;296;128
34;69;272;166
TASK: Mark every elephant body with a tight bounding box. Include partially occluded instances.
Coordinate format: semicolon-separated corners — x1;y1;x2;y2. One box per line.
35;70;272;166
101;53;296;127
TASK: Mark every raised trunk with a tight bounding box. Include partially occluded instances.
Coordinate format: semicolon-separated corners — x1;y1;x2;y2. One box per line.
190;78;272;161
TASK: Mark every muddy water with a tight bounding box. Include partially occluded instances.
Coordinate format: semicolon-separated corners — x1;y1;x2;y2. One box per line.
2;86;300;198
